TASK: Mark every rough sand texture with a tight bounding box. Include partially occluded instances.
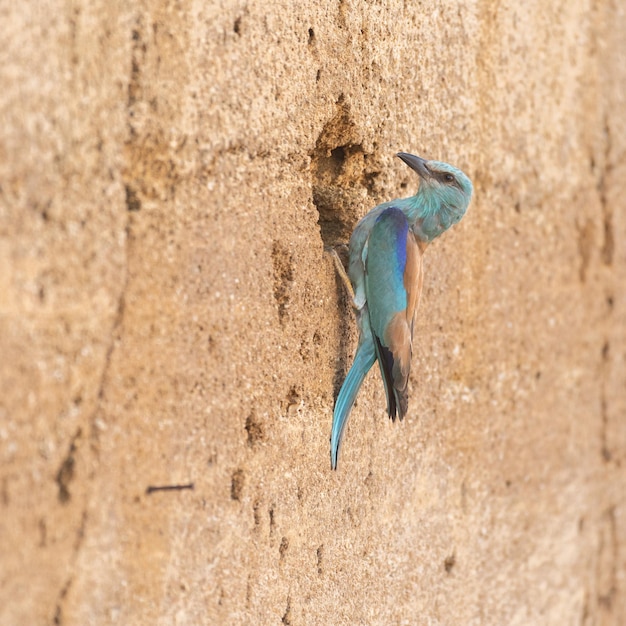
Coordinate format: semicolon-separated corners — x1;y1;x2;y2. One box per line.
1;2;626;624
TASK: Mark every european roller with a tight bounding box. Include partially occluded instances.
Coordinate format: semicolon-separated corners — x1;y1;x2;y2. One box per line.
330;152;473;469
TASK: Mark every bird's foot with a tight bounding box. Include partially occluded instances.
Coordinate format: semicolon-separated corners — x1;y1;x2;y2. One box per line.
325;246;358;308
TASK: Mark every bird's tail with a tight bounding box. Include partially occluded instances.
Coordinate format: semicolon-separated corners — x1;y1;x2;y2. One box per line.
330;339;376;469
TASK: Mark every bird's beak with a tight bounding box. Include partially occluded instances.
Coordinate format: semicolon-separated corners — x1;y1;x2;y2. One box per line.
396;152;430;179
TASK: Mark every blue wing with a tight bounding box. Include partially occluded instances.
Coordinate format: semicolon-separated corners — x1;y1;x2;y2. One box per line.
364;207;422;421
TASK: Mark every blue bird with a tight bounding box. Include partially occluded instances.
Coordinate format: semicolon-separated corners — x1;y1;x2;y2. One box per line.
330;152;473;469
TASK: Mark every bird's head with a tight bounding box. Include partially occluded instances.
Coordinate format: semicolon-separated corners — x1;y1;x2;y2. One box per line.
397;152;473;241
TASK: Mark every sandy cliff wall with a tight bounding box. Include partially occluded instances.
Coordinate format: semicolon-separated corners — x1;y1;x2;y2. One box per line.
1;1;625;624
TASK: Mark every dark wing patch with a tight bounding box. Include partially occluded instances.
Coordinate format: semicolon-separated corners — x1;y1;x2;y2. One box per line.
373;333;398;420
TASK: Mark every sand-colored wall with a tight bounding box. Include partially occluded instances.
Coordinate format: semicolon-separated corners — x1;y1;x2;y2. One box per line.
1;1;625;624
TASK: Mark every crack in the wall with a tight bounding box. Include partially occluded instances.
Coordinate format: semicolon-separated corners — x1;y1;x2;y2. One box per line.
55;428;82;504
281;594;292;625
51;169;131;626
271;240;295;324
599;338;614;464
576;219;594;283
124;15;188;204
245;411;265;447
269;504;276;538
600;392;611;463
596;506;618;613
50;17;137;623
51;510;89;624
598;116;614;266
589;107;619;470
93;224;130;431
125;184;142;212
444;553;456;574
52;577;72;625
128;21;146;119
231;468;245;501
279;536;289;563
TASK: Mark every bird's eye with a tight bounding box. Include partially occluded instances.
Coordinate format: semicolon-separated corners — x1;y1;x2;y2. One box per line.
444;173;455;183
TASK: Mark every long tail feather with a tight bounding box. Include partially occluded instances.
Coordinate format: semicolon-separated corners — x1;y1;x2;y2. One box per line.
330;339;376;469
